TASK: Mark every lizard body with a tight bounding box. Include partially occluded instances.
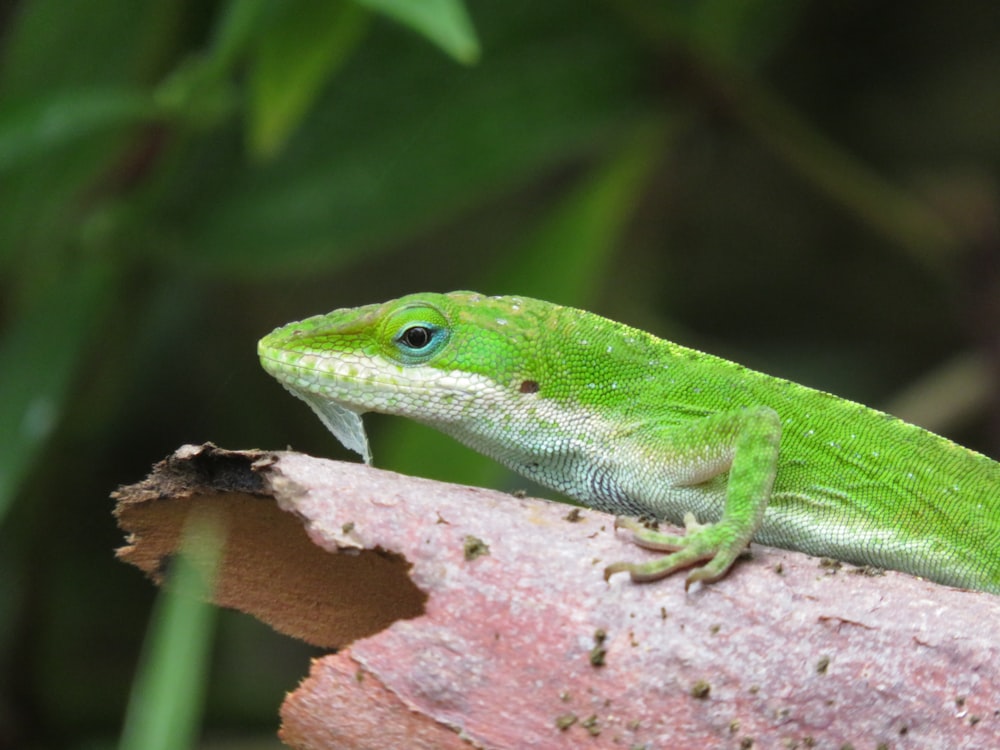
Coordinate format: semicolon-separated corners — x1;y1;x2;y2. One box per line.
258;291;1000;592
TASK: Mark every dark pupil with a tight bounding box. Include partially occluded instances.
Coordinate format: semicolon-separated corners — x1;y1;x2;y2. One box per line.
402;326;432;349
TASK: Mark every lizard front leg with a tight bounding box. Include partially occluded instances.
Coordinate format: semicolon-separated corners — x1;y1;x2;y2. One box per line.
605;405;782;589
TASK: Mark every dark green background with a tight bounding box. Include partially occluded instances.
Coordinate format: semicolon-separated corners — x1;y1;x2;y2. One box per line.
1;1;998;747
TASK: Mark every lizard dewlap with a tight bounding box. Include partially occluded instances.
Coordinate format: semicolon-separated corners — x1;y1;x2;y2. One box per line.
258;291;1000;594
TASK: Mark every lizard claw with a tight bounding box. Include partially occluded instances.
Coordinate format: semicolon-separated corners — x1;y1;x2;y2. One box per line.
606;516;749;586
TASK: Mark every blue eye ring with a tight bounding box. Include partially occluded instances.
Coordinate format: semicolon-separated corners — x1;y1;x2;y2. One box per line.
390;321;449;363
396;324;436;351
382;302;451;364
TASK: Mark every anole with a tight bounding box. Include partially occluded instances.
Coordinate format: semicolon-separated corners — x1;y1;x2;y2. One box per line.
258;291;1000;593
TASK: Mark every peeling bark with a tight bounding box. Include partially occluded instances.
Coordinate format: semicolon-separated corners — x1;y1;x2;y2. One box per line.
114;443;1000;749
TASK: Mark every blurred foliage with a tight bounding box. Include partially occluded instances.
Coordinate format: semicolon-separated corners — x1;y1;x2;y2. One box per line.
0;0;997;747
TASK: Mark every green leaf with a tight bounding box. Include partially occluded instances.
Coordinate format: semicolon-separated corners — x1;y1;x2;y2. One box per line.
0;88;155;173
152;0;277;127
205;0;277;75
0;0;181;269
248;0;369;159
0;259;116;524
354;0;480;64
0;0;155;94
159;4;646;276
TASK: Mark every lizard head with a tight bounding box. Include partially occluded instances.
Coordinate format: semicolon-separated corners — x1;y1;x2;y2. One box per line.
257;292;550;460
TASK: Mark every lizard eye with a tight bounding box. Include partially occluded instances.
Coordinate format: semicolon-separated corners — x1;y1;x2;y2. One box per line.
398;325;433;350
392;322;447;362
383;302;451;363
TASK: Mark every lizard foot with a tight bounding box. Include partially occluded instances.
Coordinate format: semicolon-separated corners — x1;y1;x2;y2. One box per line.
604;514;749;590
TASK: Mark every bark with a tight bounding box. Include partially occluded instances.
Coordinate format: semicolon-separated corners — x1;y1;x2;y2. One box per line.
114;443;1000;749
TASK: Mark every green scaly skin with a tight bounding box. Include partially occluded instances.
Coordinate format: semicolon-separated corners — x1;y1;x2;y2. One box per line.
258;291;1000;593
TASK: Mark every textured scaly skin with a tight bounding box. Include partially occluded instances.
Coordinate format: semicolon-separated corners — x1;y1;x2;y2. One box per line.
258;291;1000;593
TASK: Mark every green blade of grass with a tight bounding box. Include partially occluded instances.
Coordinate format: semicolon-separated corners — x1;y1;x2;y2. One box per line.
118;513;224;750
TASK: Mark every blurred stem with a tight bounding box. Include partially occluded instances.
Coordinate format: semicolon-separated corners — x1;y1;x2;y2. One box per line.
488;115;674;300
725;75;960;269
118;512;224;750
883;352;993;438
614;1;961;271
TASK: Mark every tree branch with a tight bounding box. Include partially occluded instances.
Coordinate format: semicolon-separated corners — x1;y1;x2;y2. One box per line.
114;443;1000;748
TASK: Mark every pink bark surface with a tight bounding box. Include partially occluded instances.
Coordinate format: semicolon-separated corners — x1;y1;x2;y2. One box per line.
279;654;472;750
115;444;1000;749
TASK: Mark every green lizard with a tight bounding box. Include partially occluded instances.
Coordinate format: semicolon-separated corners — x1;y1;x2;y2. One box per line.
258;291;1000;593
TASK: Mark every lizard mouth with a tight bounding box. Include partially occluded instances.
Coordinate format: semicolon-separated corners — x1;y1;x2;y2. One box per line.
258;345;493;415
